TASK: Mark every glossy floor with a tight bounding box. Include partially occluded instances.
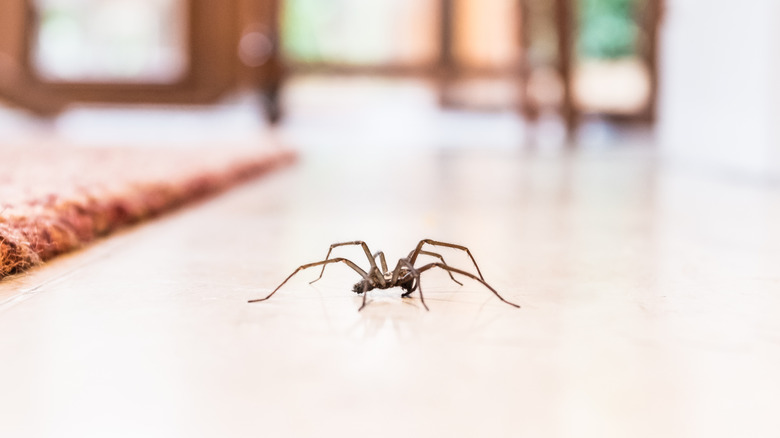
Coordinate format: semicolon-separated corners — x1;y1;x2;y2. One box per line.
1;142;779;437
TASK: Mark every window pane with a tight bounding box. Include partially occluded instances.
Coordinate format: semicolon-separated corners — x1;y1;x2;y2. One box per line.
282;0;438;66
32;0;188;83
574;0;652;115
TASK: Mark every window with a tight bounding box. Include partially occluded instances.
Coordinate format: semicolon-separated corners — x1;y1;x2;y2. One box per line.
31;0;189;84
0;0;278;113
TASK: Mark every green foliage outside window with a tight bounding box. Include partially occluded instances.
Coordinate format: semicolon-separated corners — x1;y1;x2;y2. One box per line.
578;0;642;59
281;0;330;62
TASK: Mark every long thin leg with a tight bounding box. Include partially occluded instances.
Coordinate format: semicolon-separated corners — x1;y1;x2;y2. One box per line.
408;239;486;280
373;251;388;273
389;259;408;286
398;259;428;310
248;258;369;303
414;272;429;311
358;281;370;311
416;250;463;286
310;241;382;285
414;262;520;308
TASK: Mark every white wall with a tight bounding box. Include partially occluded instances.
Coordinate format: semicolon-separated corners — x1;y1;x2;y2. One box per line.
658;0;780;178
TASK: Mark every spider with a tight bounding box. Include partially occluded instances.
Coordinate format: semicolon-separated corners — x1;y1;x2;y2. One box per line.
248;239;520;311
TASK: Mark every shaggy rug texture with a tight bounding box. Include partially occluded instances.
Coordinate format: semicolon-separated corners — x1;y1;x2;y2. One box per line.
0;145;295;280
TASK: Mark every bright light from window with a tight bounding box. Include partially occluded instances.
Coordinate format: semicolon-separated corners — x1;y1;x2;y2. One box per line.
32;0;188;83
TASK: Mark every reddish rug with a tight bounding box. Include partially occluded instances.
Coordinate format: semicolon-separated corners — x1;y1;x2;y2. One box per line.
0;145;295;279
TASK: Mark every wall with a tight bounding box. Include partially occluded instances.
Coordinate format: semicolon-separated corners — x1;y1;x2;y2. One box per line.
658;0;780;178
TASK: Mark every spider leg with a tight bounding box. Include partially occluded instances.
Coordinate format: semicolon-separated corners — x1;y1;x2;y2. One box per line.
399;275;417;298
373;251;388;273
398;258;429;310
414;272;429;311
415;262;520;308
358;281;371;311
248;257;369;303
389;258;412;287
310;241;383;286
408;239;486;281
416;250;463;286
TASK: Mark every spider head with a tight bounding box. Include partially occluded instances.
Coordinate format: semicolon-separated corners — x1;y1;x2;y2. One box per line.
352;280;373;294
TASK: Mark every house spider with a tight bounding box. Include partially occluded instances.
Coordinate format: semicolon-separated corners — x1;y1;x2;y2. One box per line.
248;239;520;311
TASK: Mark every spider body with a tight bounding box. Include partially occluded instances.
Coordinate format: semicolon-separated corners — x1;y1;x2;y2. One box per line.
351;270;416;295
248;239;520;311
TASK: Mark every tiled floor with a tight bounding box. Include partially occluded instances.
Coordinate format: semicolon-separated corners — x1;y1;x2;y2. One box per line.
1;134;779;437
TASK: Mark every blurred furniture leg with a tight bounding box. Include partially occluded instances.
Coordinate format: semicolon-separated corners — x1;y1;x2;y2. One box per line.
238;0;284;124
262;0;284;124
642;0;663;123
518;0;538;127
555;0;577;142
437;0;456;108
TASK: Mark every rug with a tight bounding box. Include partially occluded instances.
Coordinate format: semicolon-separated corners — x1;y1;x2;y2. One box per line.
0;144;296;279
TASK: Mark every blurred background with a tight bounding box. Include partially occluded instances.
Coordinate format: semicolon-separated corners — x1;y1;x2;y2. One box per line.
5;4;780;435
0;0;776;178
0;0;656;148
